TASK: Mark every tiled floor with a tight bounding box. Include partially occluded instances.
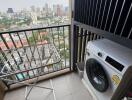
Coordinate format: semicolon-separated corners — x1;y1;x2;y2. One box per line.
4;72;93;100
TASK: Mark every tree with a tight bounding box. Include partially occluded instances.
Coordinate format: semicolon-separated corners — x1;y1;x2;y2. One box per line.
28;32;39;45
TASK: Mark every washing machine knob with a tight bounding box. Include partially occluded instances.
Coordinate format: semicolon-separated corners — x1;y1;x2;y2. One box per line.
98;52;102;57
87;52;90;56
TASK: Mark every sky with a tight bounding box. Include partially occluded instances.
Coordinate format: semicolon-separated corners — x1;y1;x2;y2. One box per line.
0;0;69;12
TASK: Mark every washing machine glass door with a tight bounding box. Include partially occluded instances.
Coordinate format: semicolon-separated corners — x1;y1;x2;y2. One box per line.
86;58;109;92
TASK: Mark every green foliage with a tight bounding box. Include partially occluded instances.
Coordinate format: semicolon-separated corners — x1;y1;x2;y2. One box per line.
60;43;64;49
28;32;38;45
42;34;49;41
28;36;35;45
33;31;38;41
60;49;69;59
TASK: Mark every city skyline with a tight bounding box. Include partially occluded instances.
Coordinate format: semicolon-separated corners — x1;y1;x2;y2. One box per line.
0;0;69;12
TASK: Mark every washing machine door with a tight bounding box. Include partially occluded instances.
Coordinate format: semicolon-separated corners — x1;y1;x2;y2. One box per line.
86;58;109;92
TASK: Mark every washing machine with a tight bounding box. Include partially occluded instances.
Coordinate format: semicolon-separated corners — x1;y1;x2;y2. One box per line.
82;39;132;100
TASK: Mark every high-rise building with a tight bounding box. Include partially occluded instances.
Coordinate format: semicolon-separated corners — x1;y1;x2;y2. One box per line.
36;7;40;13
31;12;38;24
53;5;57;16
64;6;69;16
57;4;63;16
57;5;61;16
45;3;49;14
31;6;36;12
7;8;14;13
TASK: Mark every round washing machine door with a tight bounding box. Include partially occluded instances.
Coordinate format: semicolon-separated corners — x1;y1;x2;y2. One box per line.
86;58;109;92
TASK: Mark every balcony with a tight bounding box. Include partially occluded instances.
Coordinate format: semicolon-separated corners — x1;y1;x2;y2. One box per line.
0;23;95;100
0;0;132;99
0;24;80;100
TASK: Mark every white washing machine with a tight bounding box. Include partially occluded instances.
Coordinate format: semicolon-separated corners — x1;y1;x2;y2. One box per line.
82;39;132;100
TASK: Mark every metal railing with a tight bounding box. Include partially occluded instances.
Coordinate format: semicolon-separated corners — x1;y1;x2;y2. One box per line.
74;0;132;40
0;24;71;87
73;25;103;69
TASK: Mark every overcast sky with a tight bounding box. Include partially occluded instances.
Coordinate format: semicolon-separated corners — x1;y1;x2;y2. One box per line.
0;0;69;12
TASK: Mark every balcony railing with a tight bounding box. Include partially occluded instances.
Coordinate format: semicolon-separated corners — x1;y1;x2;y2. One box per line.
0;24;71;88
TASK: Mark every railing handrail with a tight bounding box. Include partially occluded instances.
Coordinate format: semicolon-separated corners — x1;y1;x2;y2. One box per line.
0;24;70;34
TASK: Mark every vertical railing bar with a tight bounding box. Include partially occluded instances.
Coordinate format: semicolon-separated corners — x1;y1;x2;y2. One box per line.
100;0;108;28
82;30;87;61
77;30;80;62
77;31;80;63
24;31;37;77
68;26;71;70
47;28;54;72
87;32;90;42
80;0;82;22
62;27;66;68
91;33;95;40
88;0;92;25
81;30;85;62
77;0;80;22
75;0;78;21
114;0;126;34
94;34;98;40
127;27;132;39
89;32;92;41
79;28;83;62
73;25;79;69
56;27;61;70
38;29;46;73
81;0;84;22
31;30;43;75
9;33;25;80
96;0;102;27
37;30;43;66
109;0;119;32
98;35;101;39
0;56;10;88
57;27;61;51
57;27;63;70
87;32;91;42
83;0;86;23
46;29;50;73
48;28;55;72
0;35;20;81
42;29;49;73
90;0;95;25
86;0;90;24
93;34;96;40
93;0;99;26
80;0;85;23
51;28;55;45
104;0;113;30
17;32;33;79
120;3;132;37
0;35;17;66
0;47;15;82
0;49;13;71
